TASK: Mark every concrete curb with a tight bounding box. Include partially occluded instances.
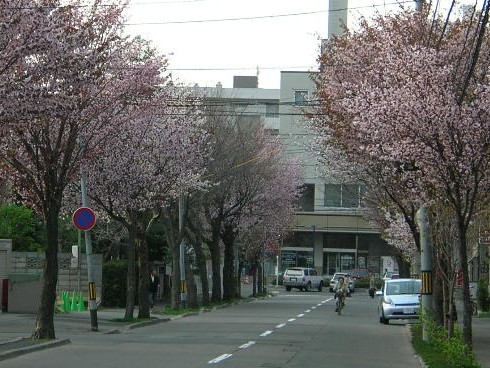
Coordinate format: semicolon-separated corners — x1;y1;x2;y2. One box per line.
0;338;71;361
404;324;427;368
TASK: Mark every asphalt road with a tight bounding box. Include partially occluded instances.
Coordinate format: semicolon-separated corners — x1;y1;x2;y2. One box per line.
1;289;422;368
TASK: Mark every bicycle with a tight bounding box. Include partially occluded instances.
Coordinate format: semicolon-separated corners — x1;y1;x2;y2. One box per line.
334;290;345;315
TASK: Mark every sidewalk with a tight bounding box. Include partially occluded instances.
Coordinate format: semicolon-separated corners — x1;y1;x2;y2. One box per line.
0;305;180;361
473;315;490;368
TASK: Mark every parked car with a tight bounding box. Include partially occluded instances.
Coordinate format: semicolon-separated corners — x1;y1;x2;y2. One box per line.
349;268;370;280
376;278;422;324
329;272;355;293
283;267;324;292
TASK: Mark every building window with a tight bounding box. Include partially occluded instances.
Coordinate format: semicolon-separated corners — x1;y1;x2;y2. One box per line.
265;103;279;117
294;90;308;105
324;184;361;208
298;183;315;211
325;184;341;207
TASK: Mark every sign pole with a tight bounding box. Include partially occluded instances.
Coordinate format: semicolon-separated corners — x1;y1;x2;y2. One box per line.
76;187;99;331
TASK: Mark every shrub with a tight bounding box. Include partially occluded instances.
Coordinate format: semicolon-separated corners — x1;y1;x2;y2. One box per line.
416;315;481;368
102;260;127;307
477;279;490;312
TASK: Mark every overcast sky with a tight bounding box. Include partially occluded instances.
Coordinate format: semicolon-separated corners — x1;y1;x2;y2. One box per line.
123;0;479;89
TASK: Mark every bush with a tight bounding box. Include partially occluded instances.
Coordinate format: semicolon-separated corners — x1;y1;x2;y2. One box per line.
102;260;127;307
477;279;490;312
414;316;481;368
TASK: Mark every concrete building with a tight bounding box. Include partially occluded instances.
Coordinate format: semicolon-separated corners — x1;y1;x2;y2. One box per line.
278;70;393;276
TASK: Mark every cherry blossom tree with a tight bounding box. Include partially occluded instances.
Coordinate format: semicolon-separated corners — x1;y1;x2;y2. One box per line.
83;87;207;319
0;0;169;339
188;98;303;302
313;6;490;345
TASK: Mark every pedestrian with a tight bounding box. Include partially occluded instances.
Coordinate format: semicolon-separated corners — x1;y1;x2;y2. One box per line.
149;269;159;311
369;272;376;298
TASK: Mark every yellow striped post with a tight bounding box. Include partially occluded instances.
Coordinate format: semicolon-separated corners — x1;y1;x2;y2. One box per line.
421;271;433;295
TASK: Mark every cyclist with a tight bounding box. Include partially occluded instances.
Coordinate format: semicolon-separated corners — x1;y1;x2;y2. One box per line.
334;277;348;312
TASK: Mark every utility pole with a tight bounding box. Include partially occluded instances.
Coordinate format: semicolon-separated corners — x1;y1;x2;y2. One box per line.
416;206;433;342
178;195;187;308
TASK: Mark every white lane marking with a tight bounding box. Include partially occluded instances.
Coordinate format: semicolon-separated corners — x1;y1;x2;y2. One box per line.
317;303;322;306
288;318;296;322
304;309;311;313
208;354;233;364
260;330;274;337
238;341;256;349
297;313;305;317
276;323;286;328
312;306;317;309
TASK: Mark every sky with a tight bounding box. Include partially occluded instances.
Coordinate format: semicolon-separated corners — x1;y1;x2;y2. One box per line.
123;0;479;89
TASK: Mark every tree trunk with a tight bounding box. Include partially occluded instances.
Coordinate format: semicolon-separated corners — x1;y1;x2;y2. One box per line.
185;250;198;308
32;204;59;339
209;226;222;303
137;225;150;319
237;258;244;298
252;263;257;296
458;223;472;346
124;223;136;319
433;271;444;327
193;241;210;306
395;255;411;278
171;238;181;310
222;226;236;301
258;262;263;294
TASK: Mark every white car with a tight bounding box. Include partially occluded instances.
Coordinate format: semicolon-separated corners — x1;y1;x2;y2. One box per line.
377;278;421;324
283;267;324;292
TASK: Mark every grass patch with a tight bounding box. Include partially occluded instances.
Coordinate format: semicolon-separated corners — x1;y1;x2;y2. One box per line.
477;311;490;318
411;323;448;368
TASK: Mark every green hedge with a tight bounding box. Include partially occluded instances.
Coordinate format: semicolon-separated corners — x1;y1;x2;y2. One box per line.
102;260;127;307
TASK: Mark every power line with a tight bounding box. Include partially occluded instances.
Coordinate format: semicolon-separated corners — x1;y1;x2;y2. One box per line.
124;0;413;26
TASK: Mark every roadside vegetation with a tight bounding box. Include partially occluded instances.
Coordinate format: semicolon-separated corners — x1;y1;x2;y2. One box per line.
411;319;481;368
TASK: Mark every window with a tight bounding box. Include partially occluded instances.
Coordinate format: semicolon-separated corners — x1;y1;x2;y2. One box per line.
265;103;279;117
342;184;358;207
294;90;308;105
297;183;315;211
324;184;361;208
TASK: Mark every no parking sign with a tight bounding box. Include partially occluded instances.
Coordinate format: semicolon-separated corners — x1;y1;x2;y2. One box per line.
72;207;96;231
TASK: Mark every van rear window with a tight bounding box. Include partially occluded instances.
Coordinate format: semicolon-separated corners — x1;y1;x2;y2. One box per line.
285;269;304;276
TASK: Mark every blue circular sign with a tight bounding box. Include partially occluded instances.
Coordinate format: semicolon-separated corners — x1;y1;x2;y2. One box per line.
72;207;96;231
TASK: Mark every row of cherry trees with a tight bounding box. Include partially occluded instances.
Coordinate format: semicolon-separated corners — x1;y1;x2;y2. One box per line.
312;4;490;345
0;0;303;339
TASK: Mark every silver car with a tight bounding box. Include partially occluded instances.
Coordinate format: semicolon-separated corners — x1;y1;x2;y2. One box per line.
377;278;421;324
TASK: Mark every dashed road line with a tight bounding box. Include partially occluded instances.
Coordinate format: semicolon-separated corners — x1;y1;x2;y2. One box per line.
238;341;256;349
208;354;233;364
260;330;274;337
209;296;334;365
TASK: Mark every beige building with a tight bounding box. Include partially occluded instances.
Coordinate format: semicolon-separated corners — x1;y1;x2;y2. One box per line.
278;70;393;276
